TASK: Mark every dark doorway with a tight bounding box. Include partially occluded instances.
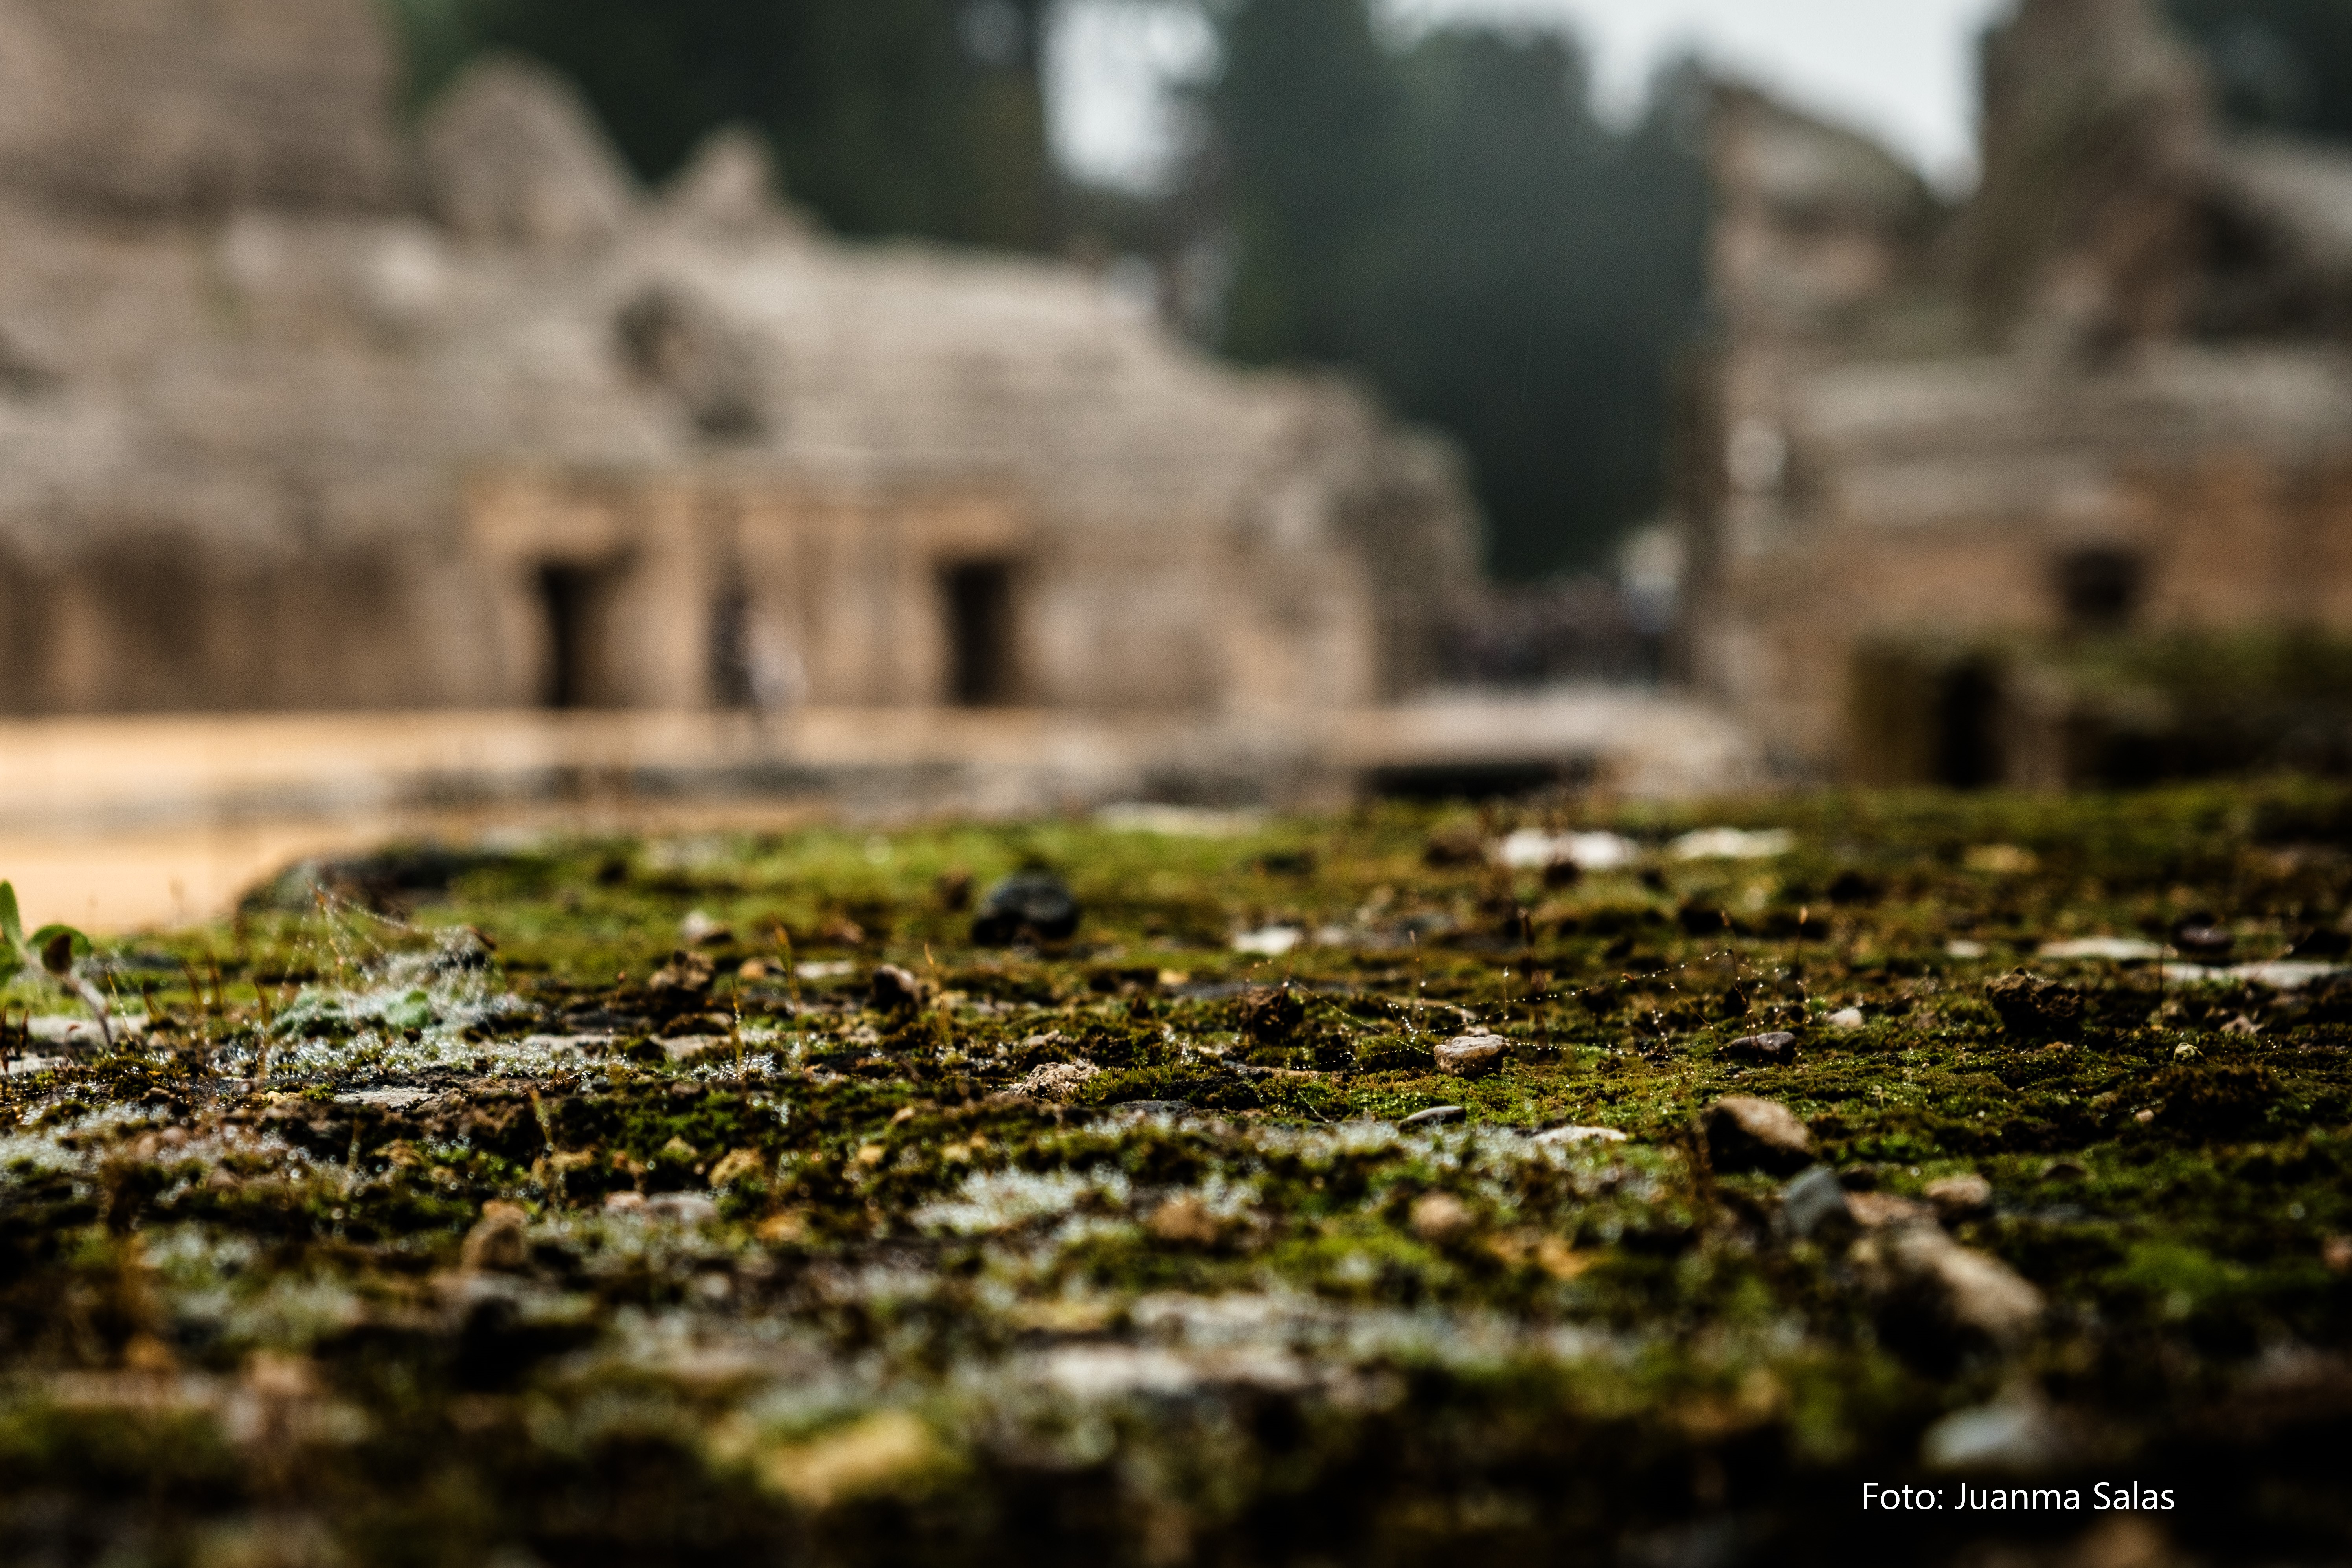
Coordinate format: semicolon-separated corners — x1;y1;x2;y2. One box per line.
1936;656;2005;788
537;563;607;709
943;560;1018;706
2056;547;2144;633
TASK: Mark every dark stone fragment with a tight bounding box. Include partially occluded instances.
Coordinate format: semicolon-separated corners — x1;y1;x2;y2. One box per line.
2289;925;2352;959
1721;1030;1798;1065
1983;971;2083;1038
1234;985;1307;1042
971;873;1080;945
1827;869;1885;905
868;964;928;1012
447;1094;542;1162
1422;826;1485;867
648;950;714;995
1678;903;1731;936
1088;966;1162;996
1400;1105;1466;1129
452;1292;599;1393
2173;923;2235;960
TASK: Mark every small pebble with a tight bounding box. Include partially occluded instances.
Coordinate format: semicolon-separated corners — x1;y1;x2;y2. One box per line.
1399;1105;1466;1129
1781;1166;1854;1240
679;910;731;946
1923;1173;1993;1220
2173;924;2233;957
1409;1192;1475;1245
1722;1030;1797;1064
1921;1397;2064;1472
1434;1034;1509;1079
1854;1228;2045;1343
972;872;1080;945
1845;1190;1933;1229
1529;1124;1627;1146
460;1201;529;1272
1702;1094;1814;1174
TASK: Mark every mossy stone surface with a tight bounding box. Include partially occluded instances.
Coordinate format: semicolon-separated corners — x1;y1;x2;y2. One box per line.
2;786;2350;1563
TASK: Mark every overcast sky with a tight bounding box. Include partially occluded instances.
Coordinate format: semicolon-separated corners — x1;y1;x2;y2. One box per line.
1048;0;2013;193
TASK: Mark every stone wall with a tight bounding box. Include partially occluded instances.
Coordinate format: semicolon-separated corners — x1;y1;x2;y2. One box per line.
0;4;1478;722
1681;0;2352;780
0;0;409;217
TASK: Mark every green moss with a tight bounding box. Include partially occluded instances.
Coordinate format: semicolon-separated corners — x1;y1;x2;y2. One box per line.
3;783;2351;1559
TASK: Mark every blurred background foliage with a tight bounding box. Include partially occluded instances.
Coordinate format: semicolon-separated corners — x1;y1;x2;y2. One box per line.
379;0;2352;582
1203;5;1709;580
2164;0;2352;142
384;0;1055;248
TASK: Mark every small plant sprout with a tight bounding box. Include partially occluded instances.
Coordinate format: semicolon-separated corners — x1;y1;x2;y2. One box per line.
0;881;112;1048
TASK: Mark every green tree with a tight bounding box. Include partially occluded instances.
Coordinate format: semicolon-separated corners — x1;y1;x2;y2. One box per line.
2165;0;2352;142
1202;3;1707;578
1209;0;1409;364
381;0;1054;251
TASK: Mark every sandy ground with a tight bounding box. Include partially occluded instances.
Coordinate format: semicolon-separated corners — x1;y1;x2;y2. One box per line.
0;816;381;935
0;800;840;936
0;695;1760;934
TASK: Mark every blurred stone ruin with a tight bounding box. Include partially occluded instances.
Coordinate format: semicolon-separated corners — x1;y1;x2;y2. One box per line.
0;0;1478;725
1681;0;2352;786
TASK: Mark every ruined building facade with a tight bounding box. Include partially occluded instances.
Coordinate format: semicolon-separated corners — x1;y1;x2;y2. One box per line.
0;0;1477;720
1681;0;2352;783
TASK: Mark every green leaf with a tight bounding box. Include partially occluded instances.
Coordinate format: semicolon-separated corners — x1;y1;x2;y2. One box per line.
0;882;23;957
28;925;90;977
